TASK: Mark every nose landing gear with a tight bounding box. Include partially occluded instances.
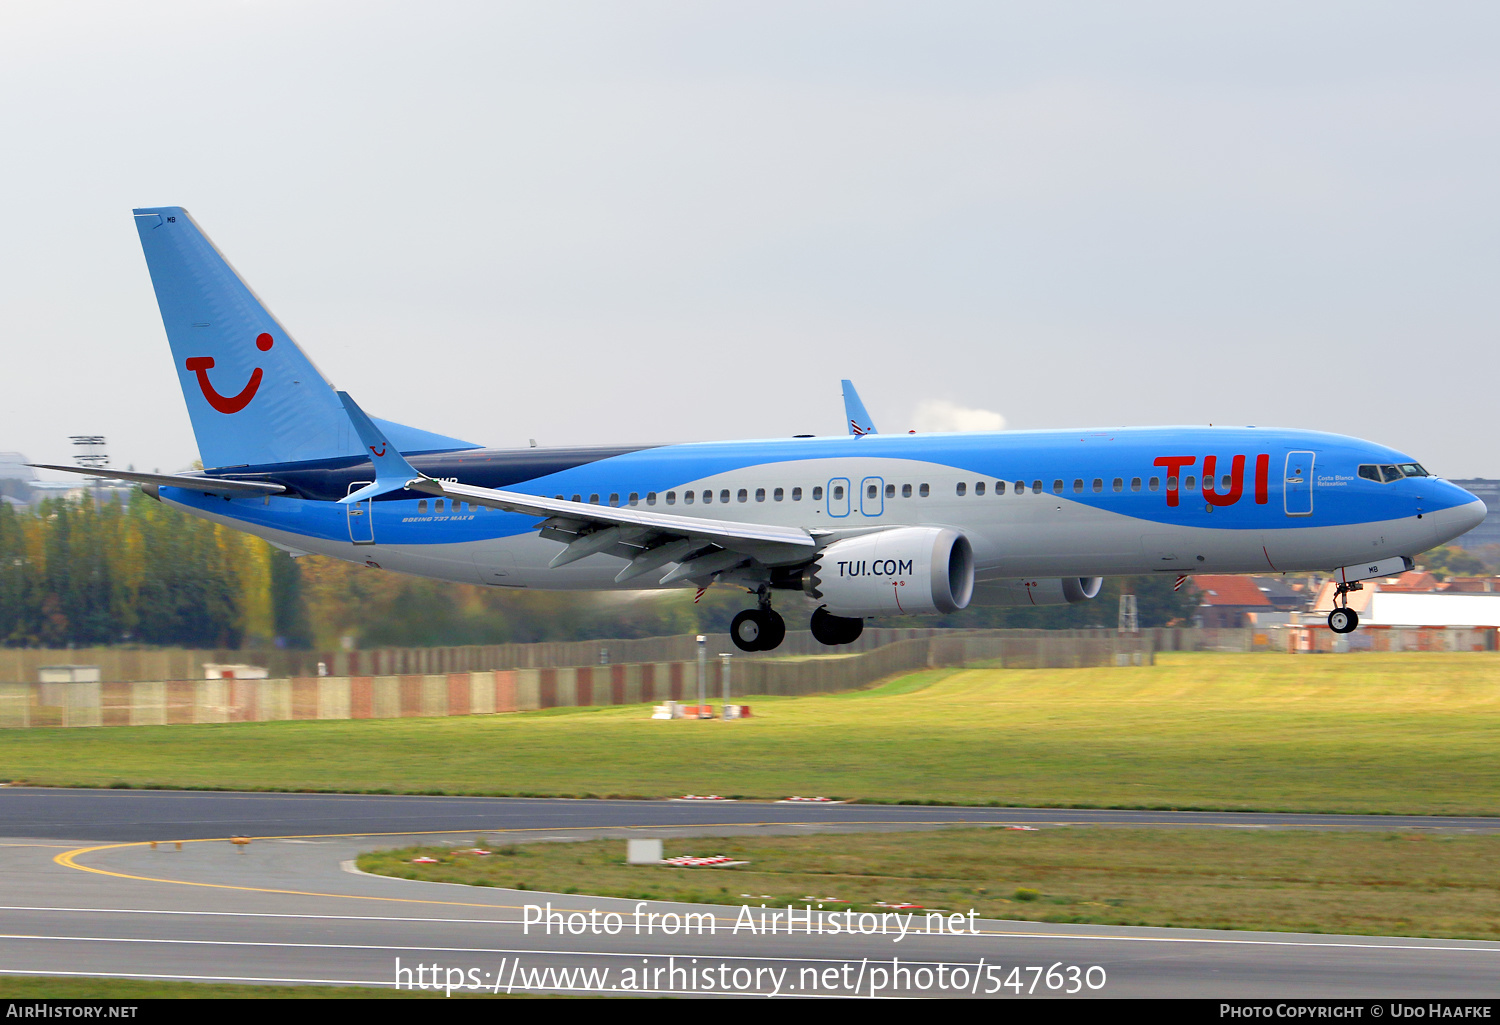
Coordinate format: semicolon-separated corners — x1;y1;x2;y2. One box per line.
730;588;787;652
1327;582;1362;634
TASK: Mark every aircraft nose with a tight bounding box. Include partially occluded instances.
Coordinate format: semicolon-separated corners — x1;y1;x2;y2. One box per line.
1457;495;1488;534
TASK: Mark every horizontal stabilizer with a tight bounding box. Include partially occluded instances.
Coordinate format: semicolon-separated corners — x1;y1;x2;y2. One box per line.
29;464;285;496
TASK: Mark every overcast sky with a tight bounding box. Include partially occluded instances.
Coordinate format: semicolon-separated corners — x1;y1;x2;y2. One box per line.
3;1;1498;478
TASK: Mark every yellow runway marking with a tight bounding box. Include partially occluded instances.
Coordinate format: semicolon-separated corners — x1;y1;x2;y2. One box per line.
55;818;1462;942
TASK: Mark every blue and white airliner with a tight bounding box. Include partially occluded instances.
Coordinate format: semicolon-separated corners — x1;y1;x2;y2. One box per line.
37;208;1487;651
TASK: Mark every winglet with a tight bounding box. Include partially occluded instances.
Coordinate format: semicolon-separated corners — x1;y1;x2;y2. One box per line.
336;391;426;503
842;380;877;436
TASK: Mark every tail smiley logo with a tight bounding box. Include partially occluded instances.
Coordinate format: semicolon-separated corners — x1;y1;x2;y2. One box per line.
185;333;274;414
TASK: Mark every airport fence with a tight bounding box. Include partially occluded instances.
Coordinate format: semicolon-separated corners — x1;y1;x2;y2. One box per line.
0;630;1155;729
0;626;1168;684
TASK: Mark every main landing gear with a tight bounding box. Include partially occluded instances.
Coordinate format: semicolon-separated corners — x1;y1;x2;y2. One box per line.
810;606;864;646
1327;582;1361;635
730;589;787;652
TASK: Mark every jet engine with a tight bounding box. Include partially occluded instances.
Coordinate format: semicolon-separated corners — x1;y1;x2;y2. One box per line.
796;527;974;617
969;577;1105;607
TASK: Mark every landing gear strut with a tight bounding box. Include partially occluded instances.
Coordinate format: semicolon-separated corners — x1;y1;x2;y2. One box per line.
731;589;786;652
810;606;864;646
1327;582;1361;635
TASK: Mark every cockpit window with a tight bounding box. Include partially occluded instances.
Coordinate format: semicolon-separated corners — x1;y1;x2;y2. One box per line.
1360;462;1427;483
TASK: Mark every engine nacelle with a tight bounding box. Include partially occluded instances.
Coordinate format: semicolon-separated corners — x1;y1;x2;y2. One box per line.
803;527;974;617
969;577;1105;607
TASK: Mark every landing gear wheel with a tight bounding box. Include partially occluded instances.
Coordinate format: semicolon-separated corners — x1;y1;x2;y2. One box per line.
810;607;864;646
758;609;786;651
731;610;766;652
1328;607;1359;634
731;609;788;651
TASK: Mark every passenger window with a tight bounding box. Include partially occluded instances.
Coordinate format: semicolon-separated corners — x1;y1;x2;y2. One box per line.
995;481;1006;495
920;484;930;497
1149;477;1160;492
773;487;784;502
813;487;824;501
665;491;675;505
1131;478;1142;492
1052;480;1063;495
1166;476;1178;490
738;489;748;502
571;494;581;503
647;492;657;505
833;485;845;500
885;484;895;498
1032;480;1043;494
720;489;731;503
418;499;428;513
1072;479;1083;494
628;493;639;506
435;499;445;512
685;491;695;504
1221;475;1232;489
1092;478;1103;493
793;487;803;501
956;482;967;496
755;488;765;502
609;493;620;507
702;490;712;504
1184;476;1196;490
1112;478;1123;493
902;484;912;497
589;494;600;504
868;484;879;498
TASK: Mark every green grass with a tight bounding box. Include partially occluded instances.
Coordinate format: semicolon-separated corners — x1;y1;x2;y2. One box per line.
362;827;1500;941
4;653;1500;814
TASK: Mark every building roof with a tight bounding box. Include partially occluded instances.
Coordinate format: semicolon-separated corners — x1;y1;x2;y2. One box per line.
1377;571;1440;593
1191;576;1272;607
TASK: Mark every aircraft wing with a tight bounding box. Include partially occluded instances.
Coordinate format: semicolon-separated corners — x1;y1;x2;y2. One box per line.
842;379;878;436
28;464;286;496
408;477;817;584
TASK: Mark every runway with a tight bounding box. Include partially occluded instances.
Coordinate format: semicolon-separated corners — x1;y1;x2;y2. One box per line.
2;788;1499;998
6;786;1500;842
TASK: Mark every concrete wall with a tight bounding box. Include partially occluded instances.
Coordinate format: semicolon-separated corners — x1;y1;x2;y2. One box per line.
0;631;1157;729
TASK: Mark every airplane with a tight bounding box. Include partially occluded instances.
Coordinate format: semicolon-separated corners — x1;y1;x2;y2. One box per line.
35;207;1487;651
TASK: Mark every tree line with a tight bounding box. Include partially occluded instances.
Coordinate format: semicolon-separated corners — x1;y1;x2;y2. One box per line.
0;493;1198;650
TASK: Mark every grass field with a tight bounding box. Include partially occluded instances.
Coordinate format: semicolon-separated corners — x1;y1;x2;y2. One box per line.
4;653;1500;814
359;826;1500;940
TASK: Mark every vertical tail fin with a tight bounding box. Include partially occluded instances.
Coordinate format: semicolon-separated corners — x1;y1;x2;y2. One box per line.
133;207;478;470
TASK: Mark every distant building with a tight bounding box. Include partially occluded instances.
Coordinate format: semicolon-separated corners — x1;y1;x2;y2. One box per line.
1191;575;1273;628
0;452;36;505
1449;479;1500;550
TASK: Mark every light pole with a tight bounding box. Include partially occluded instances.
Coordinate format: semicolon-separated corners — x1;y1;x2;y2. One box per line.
719;652;731;719
696;634;706;717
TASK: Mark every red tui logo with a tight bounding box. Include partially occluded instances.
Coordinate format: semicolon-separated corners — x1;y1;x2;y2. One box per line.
185;333;273;414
